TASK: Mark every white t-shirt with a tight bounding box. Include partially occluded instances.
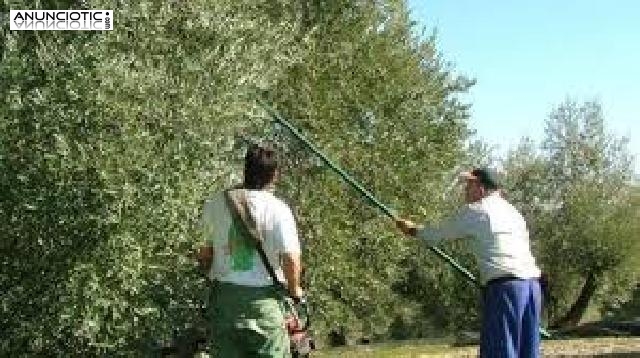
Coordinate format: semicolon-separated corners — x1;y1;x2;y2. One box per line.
417;192;541;284
202;190;301;287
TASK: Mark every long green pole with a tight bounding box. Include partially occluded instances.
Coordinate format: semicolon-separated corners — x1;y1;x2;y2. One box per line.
257;97;551;338
257;97;478;284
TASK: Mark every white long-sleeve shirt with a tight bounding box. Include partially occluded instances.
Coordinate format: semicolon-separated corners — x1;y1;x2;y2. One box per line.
417;192;541;285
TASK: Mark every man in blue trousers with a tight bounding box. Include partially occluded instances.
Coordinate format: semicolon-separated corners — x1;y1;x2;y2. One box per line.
395;168;542;358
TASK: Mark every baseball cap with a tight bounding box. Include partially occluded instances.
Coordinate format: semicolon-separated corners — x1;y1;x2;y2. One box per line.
459;167;501;190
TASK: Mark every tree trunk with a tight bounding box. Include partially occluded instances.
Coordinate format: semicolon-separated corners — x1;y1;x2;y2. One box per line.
553;271;600;328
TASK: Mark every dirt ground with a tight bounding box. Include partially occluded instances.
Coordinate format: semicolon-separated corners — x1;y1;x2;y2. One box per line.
442;337;640;357
539;338;640;357
312;337;640;357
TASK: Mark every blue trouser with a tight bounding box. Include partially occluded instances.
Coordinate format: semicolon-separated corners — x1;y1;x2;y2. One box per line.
480;278;542;358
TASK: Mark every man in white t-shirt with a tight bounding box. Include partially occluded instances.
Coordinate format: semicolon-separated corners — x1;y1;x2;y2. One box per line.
396;168;542;358
196;144;303;357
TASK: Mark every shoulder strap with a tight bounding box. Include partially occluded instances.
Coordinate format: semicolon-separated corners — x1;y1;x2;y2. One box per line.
224;189;284;289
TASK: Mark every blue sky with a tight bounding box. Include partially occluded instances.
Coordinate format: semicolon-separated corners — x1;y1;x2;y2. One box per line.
407;0;639;174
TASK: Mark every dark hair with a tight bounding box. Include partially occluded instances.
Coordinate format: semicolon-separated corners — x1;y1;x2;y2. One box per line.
243;144;278;189
471;168;500;190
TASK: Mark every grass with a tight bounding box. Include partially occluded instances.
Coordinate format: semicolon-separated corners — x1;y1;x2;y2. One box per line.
312;339;477;358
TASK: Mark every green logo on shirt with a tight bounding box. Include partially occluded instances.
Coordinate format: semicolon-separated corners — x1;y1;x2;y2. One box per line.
228;217;255;272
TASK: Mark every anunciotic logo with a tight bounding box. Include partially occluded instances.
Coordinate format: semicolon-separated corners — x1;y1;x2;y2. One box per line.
10;10;113;31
